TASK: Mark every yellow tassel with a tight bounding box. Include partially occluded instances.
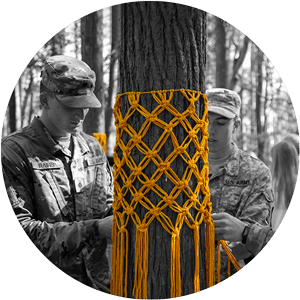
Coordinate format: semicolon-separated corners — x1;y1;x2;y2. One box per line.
170;229;181;298
133;227;149;299
193;226;200;292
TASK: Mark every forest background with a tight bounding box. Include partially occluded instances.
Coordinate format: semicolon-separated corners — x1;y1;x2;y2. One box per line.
2;3;298;168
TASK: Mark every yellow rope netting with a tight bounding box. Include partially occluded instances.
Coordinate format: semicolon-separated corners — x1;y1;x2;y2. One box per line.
110;89;240;298
93;133;107;154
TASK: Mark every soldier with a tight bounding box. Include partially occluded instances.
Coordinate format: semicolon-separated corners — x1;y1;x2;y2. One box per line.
1;55;113;292
206;88;273;282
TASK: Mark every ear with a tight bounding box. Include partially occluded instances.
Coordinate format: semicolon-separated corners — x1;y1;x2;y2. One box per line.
40;92;50;109
233;117;241;130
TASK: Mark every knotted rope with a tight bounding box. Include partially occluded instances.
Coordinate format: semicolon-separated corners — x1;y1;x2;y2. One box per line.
110;89;240;298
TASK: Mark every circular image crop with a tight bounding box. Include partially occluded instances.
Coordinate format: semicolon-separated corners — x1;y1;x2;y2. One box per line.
1;1;299;300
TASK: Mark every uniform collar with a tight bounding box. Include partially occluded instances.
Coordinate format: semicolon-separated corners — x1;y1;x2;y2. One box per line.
224;142;240;176
30;116;90;157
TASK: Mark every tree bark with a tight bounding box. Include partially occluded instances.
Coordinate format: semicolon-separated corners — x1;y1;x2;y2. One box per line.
256;48;264;160
229;36;249;90
106;5;121;144
81;10;104;135
214;17;227;88
250;43;257;152
116;2;207;298
8;88;16;134
21;71;34;128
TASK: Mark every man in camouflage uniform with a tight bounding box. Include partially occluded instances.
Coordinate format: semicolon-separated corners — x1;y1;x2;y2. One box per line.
206;88;273;282
212;212;274;257
1;55;113;292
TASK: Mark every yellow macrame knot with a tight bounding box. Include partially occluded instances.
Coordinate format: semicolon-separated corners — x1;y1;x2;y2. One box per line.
147;150;158;159
165;124;173;133
132;167;143;176
163;195;175;206
188;160;197;169
132;135;142;144
149;207;161;217
144;180;156;189
119;120;128;129
125;206;135;215
159;162;170;172
134;192;144;202
138;224;148;233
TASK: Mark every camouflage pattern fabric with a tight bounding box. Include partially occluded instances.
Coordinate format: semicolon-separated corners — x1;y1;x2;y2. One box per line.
245;223;274;256
209;142;274;283
1;117;113;292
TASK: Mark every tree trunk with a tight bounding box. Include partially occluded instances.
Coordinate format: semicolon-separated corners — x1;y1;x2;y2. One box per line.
113;2;207;298
48;29;65;55
81;10;104;135
106;5;121;147
8;88;16;134
214;17;227;88
250;43;257;153
74;20;81;59
256;48;264;160
229;36;249;90
21;71;34;128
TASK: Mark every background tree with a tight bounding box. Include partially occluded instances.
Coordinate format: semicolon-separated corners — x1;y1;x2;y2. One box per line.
214;18;227;87
81;10;104;135
106;4;121;152
8;89;16;134
255;47;264;160
114;2;207;298
213;17;249;90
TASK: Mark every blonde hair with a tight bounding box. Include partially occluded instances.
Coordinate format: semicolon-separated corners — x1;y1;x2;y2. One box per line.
271;140;299;208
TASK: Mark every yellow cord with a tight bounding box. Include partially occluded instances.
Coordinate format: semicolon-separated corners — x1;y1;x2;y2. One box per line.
110;89;240;298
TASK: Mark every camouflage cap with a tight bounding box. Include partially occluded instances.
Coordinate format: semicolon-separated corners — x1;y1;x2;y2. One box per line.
41;55;101;108
206;88;241;119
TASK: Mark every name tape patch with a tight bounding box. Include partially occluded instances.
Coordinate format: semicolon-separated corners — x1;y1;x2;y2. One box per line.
31;160;64;170
224;179;251;186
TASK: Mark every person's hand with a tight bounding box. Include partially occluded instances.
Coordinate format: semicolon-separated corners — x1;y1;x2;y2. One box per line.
97;215;113;239
212;212;246;242
227;242;252;260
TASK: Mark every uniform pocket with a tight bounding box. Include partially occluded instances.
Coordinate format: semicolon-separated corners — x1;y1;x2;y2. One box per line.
30;159;71;219
90;163;108;215
81;156;108;218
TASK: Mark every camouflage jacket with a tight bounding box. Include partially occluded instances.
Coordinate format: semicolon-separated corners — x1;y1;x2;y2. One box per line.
245;223;274;256
209;142;274;282
1;117;113;292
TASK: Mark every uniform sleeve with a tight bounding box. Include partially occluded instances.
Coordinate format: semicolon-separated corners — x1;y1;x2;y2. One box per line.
239;164;274;226
1;143;107;268
105;160;114;212
230;163;274;260
245;223;274;256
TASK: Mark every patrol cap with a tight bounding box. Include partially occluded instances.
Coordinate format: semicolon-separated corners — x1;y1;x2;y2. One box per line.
206;88;241;119
41;55;101;108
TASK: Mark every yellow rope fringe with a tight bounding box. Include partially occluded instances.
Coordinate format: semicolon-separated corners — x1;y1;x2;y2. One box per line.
110;89;240;298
